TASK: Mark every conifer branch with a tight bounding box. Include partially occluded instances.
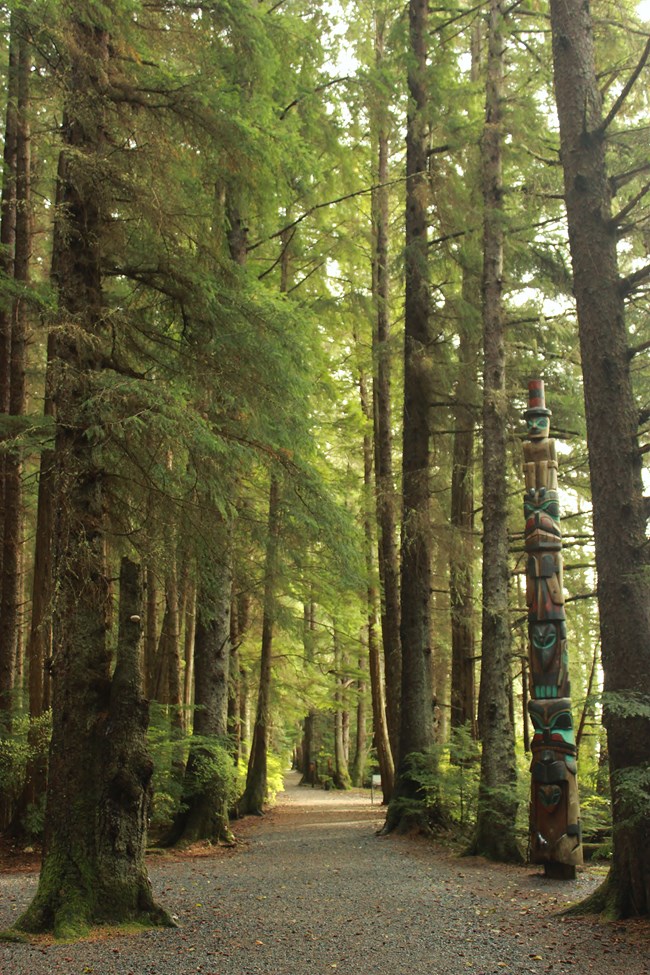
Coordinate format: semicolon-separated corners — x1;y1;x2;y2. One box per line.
247;175;412;252
611;160;650;191
610;180;650;227
280;77;354;119
620;261;650;297
598;36;650;135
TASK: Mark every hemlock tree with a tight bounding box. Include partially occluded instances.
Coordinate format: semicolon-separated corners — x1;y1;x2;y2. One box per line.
11;11;171;935
384;0;439;832
549;0;650;917
467;0;522;864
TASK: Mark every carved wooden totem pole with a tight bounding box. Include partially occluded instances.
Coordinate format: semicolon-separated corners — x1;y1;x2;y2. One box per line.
523;380;583;878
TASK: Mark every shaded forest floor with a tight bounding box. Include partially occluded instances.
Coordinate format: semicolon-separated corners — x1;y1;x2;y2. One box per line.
1;772;649;974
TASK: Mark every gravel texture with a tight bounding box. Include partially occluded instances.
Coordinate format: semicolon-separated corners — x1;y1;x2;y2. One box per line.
1;772;649;975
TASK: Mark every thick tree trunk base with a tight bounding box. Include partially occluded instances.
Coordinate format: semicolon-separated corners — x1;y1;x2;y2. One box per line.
563;868;647;921
161;796;235;848
7;850;174;940
463;827;524;865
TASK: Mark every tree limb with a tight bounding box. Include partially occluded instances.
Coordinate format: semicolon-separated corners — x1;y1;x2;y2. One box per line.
620;261;650;297
598;36;650;135
280;77;354;120
247;174;413;252
610;179;650;227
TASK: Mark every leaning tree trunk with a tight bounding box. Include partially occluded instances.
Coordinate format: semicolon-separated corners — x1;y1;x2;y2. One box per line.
467;0;522;863
11;15;170;937
549;0;650;917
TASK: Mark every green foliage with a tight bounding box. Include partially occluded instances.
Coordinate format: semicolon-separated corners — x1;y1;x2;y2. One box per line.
185;737;240;812
602;691;650;721
612;764;650;829
266;751;287;804
0;712;51;833
147;704;188;829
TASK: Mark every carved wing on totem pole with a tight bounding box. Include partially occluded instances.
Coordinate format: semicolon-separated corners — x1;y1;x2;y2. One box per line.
523;380;583;878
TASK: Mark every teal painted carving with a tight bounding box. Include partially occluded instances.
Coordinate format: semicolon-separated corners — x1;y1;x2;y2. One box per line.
523;380;582;875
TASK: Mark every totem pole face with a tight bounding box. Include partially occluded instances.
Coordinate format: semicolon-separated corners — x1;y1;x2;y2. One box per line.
524;488;562;551
526;412;550;440
529;621;569;699
526;551;565;621
528;699;581;864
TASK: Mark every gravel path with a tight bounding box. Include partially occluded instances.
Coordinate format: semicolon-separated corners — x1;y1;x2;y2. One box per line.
1;772;649;974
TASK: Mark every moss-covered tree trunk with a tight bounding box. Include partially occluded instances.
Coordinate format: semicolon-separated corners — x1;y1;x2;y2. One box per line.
15;559;171;937
549;0;650;917
10;13;171;937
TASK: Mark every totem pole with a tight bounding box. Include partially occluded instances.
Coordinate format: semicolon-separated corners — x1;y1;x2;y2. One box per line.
522;380;582;878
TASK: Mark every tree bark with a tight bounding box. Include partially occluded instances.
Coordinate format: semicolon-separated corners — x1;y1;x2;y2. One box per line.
332;624;351;790
13;15;170;934
0;18;20;732
239;474;280;815
164;553;233;845
449;23;481;742
549;0;650;917
371;9;401;762
354;316;394;797
299;599;319;786
386;0;437;831
468;0;522;863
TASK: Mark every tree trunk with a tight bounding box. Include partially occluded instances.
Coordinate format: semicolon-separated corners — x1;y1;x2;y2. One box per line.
372;9;401;761
0;18;19;733
299;599;319;787
449;21;481;739
228;586;250;765
386;0;438;831
351;646;368;788
549;0;650;917
17;560;171;936
468;0;522;863
13;16;170;934
164;554;233;845
144;566;158;700
183;577;196;727
332;624;351;790
239;474;280;815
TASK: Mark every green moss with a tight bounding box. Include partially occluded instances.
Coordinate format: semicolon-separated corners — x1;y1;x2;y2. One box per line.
0;928;30;943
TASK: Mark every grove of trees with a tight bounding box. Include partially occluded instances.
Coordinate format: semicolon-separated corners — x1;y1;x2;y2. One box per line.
1;0;649;935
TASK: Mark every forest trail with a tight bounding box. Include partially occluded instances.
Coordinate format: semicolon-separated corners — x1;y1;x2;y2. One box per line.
1;772;649;975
